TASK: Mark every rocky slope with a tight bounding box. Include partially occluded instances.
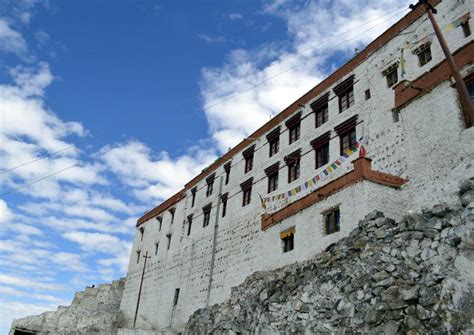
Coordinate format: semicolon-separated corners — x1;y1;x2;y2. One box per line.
186;179;474;334
10;278;126;335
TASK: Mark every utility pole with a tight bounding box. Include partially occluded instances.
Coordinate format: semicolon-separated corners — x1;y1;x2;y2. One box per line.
205;175;223;308
133;250;151;328
410;0;474;128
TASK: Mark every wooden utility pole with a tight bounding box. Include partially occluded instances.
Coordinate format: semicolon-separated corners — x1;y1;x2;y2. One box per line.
133;250;151;328
410;0;474;128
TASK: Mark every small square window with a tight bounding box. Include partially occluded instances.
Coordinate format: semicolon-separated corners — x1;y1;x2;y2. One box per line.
461;21;471;37
365;89;371;100
324;208;340;235
280;228;295;253
415;44;432;67
385;69;398;87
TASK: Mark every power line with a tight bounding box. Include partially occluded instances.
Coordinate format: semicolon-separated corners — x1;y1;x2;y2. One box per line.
0;147;114;197
202;5;408;95
0;6;409;198
0;145;76;175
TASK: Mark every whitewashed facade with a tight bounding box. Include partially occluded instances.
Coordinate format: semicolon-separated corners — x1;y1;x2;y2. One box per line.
119;1;474;333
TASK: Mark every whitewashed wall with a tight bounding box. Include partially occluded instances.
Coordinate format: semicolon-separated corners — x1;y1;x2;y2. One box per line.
119;1;474;332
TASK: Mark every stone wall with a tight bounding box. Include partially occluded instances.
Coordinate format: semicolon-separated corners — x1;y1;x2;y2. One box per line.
10;279;126;335
186;179;474;334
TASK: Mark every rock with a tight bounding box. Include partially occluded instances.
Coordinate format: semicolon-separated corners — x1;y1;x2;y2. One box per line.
401;287;419;301
432;203;450;217
461;190;474;207
404;315;420;329
384;320;400;335
459;178;474;195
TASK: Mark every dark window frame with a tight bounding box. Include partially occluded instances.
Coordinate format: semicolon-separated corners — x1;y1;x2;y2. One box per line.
154;242;159;255
221;193;228;218
334;75;355;113
266;126;281;157
205;173;215;197
335;116;358;155
136;250;141;264
265;162;280;194
240;178;253;207
166;233;172;249
191;187;197;207
285;149;301;184
173;288;180;306
286;112;302;145
224;162;231;185
187;214;193;236
461;20;471;37
365;89;371;100
383;63;399;88
414;43;432;67
203;204;212;227
281;228;295;253
169;208;175;224
324;207;340;235
243;145;255;174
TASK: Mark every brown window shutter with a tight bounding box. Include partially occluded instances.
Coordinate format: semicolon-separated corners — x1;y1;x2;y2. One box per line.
310;92;329;111
285;111;302;128
310;131;331;149
333;75;355;96
266;126;281;141
240;177;254;190
284;149;301;164
264;162;280;176
206;173;216;184
242;145;256;158
335;115;358;136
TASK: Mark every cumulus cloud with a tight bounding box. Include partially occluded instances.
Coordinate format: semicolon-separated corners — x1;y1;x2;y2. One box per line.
101;140;217;201
0;199;13;223
197;34;228;44
200;0;409;152
0;18;29;58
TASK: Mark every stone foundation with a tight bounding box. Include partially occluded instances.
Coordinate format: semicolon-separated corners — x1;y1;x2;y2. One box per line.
186;179;474;334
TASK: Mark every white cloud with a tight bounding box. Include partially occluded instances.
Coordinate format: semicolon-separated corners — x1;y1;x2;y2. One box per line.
228;13;243;20
0;199;13;224
101;140;216;202
0;18;28;58
200;0;409;152
197;34;228;44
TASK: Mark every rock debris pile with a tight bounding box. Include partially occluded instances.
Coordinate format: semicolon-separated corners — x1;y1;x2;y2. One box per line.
186;178;474;334
10;278;126;335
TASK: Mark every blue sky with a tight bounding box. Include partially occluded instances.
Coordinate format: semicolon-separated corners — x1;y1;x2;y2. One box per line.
0;0;412;333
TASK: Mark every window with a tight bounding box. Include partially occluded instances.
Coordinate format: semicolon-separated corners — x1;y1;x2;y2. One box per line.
265;163;279;193
383;63;398;88
156;216;162;231
461;20;471;37
243;145;255;174
266;127;280;157
241;178;253;207
206;173;215;197
311;93;329;128
466;73;474;101
155;242;159;256
285;149;301;183
173;288;180;306
169;208;175;224
203;204;212;227
414;43;432;67
224;162;231;185
139;227;144;242
191;187;197;207
365;89;371;100
334;75;355;113
288;124;300;144
166;233;172;249
187;215;193;236
280;227;295;253
136;250;141;264
286;112;301;144
324;207;340;235
221;193;228;218
311;132;330;169
335;116;357;155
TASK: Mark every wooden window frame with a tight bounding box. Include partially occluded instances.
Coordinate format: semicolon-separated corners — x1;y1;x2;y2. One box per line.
191;187;197;207
202;204;212;227
243;145;255;174
335;116;358;155
324;207;340;235
187;214;193;236
265;163;280;194
169;208;175;224
311;132;330;169
285;149;301;184
334;75;355;113
280;228;295;253
266;126;280;157
139;227;144;242
315;105;328;128
365;89;371;100
461;20;471;37
221;193;228;218
414;43;432;67
240;178;253;207
288;123;300;144
224;162;231;185
383;63;399;88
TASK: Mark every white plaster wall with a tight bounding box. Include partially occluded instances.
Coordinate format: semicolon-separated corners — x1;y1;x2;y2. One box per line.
119;0;474;332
